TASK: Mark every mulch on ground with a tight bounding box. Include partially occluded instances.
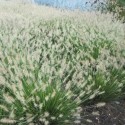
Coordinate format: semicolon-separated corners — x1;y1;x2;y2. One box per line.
81;100;125;125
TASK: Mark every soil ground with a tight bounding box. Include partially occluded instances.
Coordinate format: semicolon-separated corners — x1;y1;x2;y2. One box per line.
81;100;125;125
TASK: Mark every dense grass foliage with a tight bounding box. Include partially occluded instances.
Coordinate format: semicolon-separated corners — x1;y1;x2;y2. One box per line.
0;1;125;125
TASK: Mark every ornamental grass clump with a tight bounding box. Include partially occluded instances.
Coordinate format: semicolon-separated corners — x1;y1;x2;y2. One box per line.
0;21;82;123
0;1;125;124
0;77;81;125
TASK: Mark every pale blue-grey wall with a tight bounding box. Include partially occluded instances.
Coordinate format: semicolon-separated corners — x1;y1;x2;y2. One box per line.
33;0;92;10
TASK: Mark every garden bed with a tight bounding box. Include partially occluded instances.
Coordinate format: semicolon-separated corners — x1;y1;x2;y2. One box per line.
0;1;125;125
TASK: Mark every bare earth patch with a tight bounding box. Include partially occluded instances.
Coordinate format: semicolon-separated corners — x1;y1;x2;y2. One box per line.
81;99;125;125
